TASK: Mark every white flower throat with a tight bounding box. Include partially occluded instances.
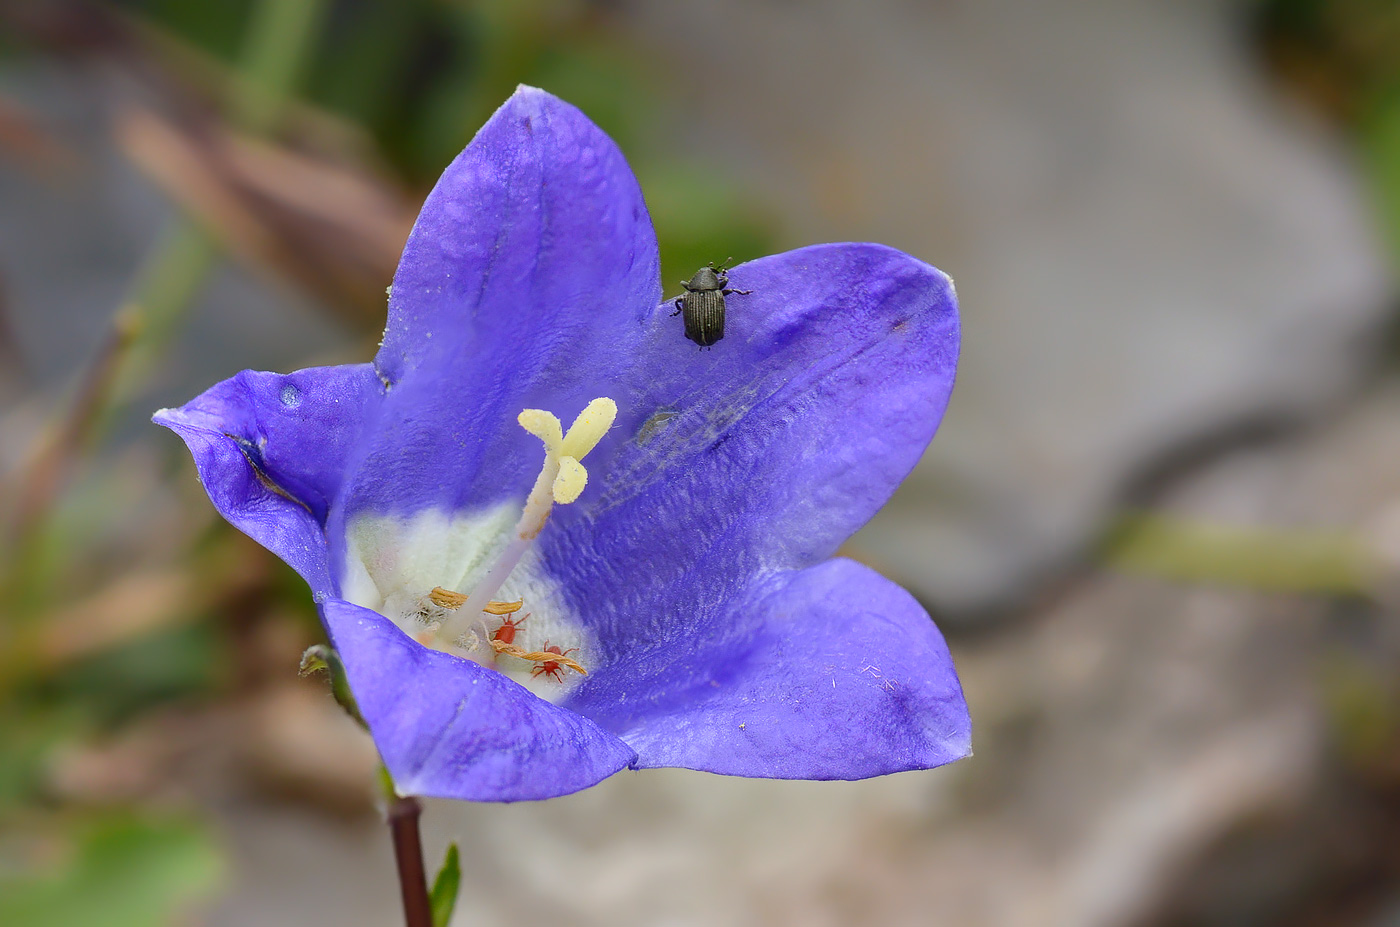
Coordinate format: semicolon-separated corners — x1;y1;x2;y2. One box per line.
341;398;617;699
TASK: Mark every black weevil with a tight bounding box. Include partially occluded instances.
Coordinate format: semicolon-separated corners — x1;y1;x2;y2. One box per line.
672;261;751;347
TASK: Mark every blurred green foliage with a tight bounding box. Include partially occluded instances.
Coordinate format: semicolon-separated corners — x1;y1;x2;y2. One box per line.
0;814;221;927
1257;0;1400;287
1105;511;1378;596
127;0;774;288
1320;650;1400;766
40;624;221;727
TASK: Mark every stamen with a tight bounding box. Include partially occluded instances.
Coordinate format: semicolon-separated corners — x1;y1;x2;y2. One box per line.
427;587;522;614
427;587;467;608
489;639;587;675
432;398;617;646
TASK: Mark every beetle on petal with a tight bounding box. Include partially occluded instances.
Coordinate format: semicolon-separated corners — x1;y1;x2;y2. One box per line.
673;260;752;347
154;87;969;803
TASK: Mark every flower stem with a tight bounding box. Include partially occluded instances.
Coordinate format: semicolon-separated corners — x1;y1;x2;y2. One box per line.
388;796;433;927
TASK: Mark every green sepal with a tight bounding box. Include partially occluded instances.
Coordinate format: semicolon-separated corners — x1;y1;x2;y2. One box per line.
375;763;397;802
429;842;461;927
299;644;366;728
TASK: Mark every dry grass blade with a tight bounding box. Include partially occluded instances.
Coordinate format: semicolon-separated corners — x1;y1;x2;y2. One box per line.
116;104;414;327
0;92;82;179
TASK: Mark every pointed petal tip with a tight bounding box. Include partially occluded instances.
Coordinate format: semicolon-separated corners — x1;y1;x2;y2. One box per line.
149;399;226;438
945;729;974;766
150;403;205;434
493;84;572;124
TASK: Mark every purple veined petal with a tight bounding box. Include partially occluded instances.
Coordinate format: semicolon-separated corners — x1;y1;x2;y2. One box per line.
322;598;637;801
153;364;383;595
542;242;958;662
567;557;970;779
334;86;662;534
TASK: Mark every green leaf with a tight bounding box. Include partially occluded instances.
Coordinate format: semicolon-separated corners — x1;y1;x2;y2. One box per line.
0;813;222;927
430;842;462;927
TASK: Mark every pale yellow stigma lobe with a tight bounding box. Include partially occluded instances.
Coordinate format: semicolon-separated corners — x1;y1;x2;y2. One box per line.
552;456;587;504
518;408;563;453
561;398;616;458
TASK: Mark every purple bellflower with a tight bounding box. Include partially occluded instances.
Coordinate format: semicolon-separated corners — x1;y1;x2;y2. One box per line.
155;87;970;802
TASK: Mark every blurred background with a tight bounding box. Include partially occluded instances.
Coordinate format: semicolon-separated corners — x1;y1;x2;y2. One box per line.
2;0;1400;924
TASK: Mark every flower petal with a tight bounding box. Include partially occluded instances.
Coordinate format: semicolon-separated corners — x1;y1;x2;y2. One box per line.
567;558;970;779
543;243;958;658
337;86;660;526
323;598;636;801
153;364;382;595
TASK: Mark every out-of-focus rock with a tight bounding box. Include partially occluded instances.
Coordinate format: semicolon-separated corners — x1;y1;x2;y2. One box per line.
622;0;1392;617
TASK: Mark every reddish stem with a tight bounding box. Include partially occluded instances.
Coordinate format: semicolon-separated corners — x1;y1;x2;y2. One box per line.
388;795;432;927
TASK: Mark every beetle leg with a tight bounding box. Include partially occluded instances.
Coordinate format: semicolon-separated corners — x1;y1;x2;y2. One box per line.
671;298;684;316
723;288;752;296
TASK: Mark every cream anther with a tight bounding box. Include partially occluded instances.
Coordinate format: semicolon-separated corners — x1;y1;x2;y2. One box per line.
432;398;617;645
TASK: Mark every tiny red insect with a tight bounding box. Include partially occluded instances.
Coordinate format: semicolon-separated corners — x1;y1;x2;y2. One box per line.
492;612;529;646
531;640;580;684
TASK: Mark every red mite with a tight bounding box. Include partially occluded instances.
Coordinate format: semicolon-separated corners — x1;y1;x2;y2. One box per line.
492;612;528;646
532;641;579;684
